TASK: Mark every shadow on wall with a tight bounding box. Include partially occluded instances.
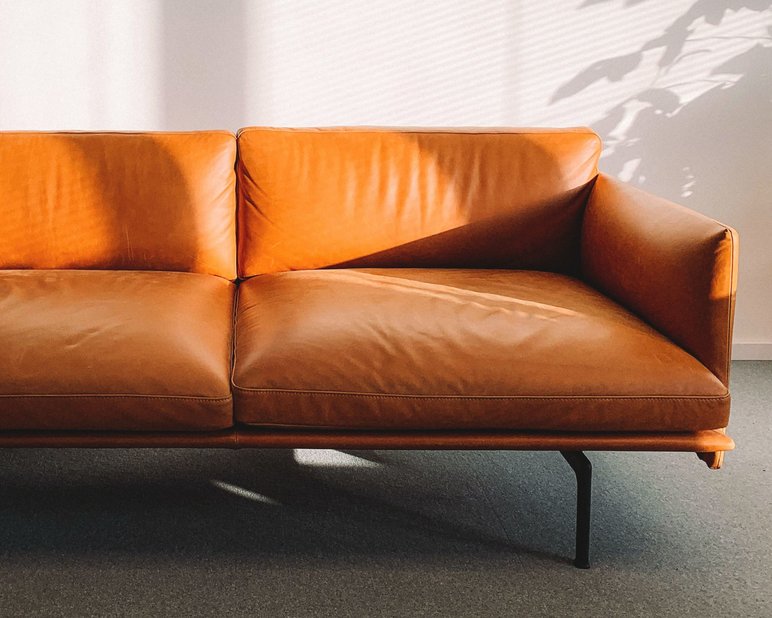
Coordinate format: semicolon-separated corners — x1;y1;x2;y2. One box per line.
161;0;248;129
552;0;772;219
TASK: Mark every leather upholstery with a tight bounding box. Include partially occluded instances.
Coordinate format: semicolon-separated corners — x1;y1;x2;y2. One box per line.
582;174;739;386
0;128;738;462
237;127;601;277
0;131;237;279
232;268;728;432
0;270;234;431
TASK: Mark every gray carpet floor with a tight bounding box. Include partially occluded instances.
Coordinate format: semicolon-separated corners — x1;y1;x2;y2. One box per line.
0;361;769;617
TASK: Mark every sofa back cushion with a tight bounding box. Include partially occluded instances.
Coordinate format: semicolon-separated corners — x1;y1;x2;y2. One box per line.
237;127;601;277
0;131;236;279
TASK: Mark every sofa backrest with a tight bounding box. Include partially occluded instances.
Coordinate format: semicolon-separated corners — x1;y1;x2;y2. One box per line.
237;127;601;277
0;131;236;279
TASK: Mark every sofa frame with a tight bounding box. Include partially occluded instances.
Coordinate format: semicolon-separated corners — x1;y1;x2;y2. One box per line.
0;127;738;569
0;427;734;568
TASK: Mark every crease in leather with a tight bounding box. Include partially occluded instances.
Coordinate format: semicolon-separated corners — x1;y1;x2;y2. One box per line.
232;269;726;396
580;174;738;386
0;269;235;431
231;269;729;432
229;279;242;391
237;128;601;277
0;131;237;278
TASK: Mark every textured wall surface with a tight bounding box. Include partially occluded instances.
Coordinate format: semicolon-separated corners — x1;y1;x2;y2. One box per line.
0;0;769;352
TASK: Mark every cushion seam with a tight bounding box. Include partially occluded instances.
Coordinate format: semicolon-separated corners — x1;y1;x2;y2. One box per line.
0;394;233;401
1;130;235;137
233;422;730;429
725;227;735;384
232;387;729;401
238;127;596;136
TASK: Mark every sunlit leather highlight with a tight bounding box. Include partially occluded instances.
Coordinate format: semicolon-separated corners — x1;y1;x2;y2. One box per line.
0;131;237;279
0;270;234;431
582;174;739;386
232;269;728;432
237;127;601;277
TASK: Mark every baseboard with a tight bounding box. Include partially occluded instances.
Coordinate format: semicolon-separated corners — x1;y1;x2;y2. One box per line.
732;343;772;360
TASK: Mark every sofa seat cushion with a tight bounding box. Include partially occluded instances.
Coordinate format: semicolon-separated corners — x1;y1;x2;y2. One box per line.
0;270;235;431
233;269;729;432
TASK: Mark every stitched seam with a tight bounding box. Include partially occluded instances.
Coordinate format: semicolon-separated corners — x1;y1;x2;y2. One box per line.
230;288;242;392
0;130;235;137
0;394;233;401
235;422;731;433
232;387;729;401
230;283;241;393
239;127;596;137
725;227;735;384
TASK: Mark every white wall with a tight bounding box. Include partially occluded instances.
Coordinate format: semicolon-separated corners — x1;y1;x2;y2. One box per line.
1;0;770;355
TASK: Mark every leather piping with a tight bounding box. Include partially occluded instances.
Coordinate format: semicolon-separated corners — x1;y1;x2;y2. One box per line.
237;126;600;138
725;227;737;383
232;387;730;401
0;130;236;137
0;394;232;401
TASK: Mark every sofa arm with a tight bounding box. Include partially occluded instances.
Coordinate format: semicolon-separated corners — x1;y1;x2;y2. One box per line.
581;174;738;386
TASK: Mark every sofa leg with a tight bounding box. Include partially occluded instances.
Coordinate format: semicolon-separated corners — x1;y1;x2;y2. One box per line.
696;450;725;469
560;450;592;569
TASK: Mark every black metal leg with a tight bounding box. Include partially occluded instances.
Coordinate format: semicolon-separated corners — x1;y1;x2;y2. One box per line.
560;450;592;569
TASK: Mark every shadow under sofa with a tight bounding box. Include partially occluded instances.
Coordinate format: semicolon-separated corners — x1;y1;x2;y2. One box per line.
0;128;738;568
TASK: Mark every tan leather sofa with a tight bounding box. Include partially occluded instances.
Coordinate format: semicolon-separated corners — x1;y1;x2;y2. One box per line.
0;128;738;568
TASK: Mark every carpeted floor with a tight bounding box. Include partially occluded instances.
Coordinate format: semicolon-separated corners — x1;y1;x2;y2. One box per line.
0;361;769;617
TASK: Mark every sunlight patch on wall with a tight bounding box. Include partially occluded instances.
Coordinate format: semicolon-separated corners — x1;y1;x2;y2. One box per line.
513;1;685;127
530;0;771;346
245;0;517;126
0;0;162;130
515;1;771;129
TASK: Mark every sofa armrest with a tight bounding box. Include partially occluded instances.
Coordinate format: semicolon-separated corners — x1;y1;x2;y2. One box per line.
581;174;738;386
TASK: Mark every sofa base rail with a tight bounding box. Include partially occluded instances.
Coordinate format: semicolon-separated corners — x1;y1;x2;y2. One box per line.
0;428;733;568
0;427;734;457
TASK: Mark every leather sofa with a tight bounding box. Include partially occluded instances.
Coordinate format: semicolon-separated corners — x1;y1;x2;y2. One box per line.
0;127;738;568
